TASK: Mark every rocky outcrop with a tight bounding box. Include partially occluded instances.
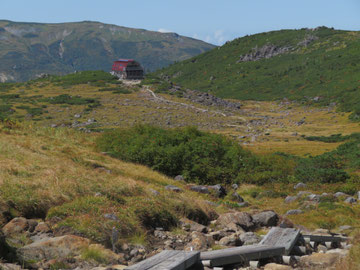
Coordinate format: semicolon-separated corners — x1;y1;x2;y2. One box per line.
237;44;292;63
17;235;91;262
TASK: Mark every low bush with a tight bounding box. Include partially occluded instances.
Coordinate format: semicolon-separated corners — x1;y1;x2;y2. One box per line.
96;125;294;185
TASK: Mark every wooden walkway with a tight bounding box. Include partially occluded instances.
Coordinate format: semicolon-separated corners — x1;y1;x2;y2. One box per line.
126;227;348;269
125;250;200;270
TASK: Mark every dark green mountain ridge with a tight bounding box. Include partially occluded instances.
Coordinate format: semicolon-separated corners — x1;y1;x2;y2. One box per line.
154;27;360;120
0;20;215;82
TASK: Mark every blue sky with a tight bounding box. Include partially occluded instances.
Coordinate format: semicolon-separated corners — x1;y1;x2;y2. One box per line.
1;0;360;45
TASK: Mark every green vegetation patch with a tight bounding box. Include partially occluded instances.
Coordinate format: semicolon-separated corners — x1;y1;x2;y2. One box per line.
305;133;360;143
96;125;294;185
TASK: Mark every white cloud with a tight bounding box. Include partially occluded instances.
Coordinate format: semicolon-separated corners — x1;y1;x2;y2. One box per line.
158;28;172;33
214;30;226;45
191;30;228;45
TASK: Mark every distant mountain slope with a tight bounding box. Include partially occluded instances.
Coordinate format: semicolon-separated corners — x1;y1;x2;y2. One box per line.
0;20;215;82
156;27;360;120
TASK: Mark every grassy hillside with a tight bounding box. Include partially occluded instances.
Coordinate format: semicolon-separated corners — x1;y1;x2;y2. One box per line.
154;27;360;119
0;20;215;82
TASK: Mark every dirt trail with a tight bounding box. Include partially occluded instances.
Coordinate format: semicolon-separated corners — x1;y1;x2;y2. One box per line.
143;86;227;117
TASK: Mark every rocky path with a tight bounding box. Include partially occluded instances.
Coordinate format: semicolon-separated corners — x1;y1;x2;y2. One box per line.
143;87;228;117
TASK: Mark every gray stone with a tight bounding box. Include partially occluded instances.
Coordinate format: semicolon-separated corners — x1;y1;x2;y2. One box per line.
339;225;352;231
174;175;184;181
239;232;261;245
231;184;239;190
294;182;307;190
216;212;254;231
285;209;303;215
344;196;357;204
357;191;360;200
149;188;160;196
74;113;81;118
104;213;119;221
231;192;244;202
334;192;347;198
252;211;278;227
307;194;321;202
218;233;241;247
284;195;298;203
189;185;210;194
165;185;182;192
208;184;227;198
297;191;312;196
237;202;249;207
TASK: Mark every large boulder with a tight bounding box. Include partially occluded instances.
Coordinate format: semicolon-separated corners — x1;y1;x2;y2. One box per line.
2;217;29;236
299;252;342;268
252;211;278;227
17;235;90;262
216;212;254;231
294;182;307;190
284;196;298;204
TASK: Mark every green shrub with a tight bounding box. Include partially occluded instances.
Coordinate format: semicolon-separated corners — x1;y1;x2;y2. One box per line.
96;125;293;185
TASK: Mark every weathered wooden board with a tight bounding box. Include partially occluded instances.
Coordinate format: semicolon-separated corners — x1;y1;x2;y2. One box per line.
301;234;347;243
126;250;180;270
148;251;200;270
259;227;300;255
126;250;200;270
200;245;285;267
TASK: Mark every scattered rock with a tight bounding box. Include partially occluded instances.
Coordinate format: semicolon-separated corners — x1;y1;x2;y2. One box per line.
284;195;298;204
189;185;210;194
179;218;207;233
339;225;352;231
218;233;241;247
208;184;227;198
357;191;360;200
264;263;292;270
294;182;307;190
2;217;29;236
307;194;321;202
334;192;347;198
285;209;303;215
231;184;239;190
231;192;244;202
17;235;90;262
34;222;51;234
149;188;160;196
239;232;261;245
104;213;119;221
165;185;182;192
216;212;254;231
252;211;279;227
0;264;23;270
185;231;212;251
174;175;184;181
299;252;342;268
237;202;249;207
344;196;357;204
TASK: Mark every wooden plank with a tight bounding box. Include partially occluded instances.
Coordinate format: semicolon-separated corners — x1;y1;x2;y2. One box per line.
126;250;181;270
259;227;300;255
200;245;285;267
301;234;347;243
148;251;200;270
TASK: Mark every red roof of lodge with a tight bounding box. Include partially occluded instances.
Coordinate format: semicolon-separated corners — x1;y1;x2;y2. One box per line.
112;59;135;72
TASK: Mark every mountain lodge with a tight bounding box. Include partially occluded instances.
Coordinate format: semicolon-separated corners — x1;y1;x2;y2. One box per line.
111;59;144;80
